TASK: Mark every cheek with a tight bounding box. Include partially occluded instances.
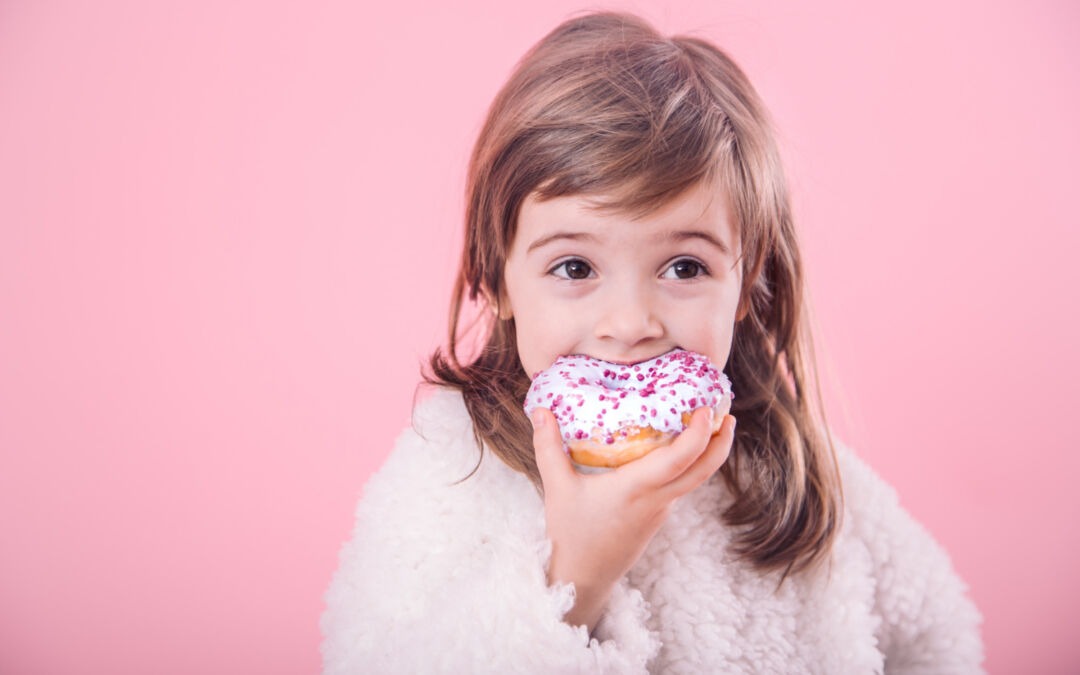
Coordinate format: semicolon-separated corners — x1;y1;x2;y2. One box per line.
514;300;587;377
682;297;739;369
700;322;736;370
513;309;561;377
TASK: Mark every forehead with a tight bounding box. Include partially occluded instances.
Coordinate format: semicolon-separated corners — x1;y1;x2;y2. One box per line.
515;179;738;250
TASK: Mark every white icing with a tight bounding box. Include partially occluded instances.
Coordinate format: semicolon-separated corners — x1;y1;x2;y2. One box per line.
523;349;733;447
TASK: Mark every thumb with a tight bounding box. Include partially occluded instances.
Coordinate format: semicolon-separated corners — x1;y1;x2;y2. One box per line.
530;407;574;490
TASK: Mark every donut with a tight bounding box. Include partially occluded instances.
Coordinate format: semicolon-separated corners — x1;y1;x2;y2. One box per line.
524;349;733;468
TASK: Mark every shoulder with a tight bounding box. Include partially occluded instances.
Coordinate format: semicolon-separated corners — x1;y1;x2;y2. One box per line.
830;436;943;566
382;385;478;478
409;384;476;444
332;387;547;581
323;389;613;672
353;387;538;525
831;437;900;519
367;386;534;500
829;435;985;671
830;436;940;560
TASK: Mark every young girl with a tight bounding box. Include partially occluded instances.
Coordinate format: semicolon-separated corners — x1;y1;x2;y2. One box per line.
321;11;983;673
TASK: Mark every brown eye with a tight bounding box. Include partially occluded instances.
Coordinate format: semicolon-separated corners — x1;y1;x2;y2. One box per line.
553;259;593;280
664;259;705;279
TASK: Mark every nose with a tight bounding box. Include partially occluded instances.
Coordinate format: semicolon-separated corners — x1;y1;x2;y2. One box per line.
593;281;664;347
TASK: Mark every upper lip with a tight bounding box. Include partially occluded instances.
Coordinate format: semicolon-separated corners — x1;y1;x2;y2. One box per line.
593;348;681;366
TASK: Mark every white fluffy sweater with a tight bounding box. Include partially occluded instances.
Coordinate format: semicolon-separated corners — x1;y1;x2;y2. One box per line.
320;389;983;673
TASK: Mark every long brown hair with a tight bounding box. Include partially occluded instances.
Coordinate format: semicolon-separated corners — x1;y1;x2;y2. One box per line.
427;11;842;577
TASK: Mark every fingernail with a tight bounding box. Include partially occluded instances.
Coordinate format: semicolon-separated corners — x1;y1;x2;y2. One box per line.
531;409;546;428
702;407;713;425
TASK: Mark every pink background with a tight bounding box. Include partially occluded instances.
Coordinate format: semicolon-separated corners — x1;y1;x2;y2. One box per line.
1;1;1077;672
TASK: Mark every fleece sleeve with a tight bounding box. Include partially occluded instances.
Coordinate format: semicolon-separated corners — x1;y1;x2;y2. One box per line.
319;392;660;674
838;447;985;675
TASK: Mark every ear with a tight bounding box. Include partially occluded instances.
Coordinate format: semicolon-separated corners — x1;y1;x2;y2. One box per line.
735;294;750;322
481;286;513;320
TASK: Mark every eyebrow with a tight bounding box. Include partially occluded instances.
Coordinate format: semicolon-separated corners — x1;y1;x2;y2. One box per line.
525;228;732;255
526;231;600;253
662;230;732;256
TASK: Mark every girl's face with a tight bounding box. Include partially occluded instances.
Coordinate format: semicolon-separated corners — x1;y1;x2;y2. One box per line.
502;180;743;378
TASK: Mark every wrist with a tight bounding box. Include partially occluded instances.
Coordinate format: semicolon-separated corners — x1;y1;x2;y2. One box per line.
560;577;616;634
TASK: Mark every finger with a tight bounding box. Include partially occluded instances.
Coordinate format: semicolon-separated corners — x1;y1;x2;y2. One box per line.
621;407;715;488
531;407;575;492
661;414;736;500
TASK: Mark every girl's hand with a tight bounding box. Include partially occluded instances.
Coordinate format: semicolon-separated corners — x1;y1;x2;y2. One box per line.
531;406;736;635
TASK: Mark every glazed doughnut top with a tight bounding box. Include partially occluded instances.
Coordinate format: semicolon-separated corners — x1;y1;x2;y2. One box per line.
524;349;733;446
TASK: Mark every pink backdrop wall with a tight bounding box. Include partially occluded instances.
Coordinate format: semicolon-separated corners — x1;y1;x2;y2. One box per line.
2;1;1077;672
